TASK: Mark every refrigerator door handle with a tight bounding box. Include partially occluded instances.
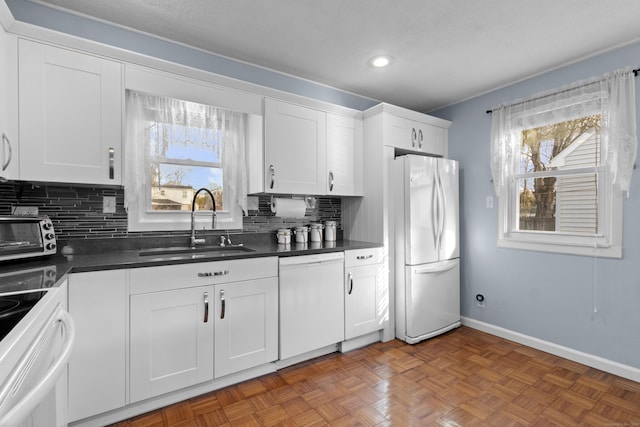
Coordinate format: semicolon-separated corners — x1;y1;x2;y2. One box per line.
431;169;439;251
414;260;458;274
437;168;446;253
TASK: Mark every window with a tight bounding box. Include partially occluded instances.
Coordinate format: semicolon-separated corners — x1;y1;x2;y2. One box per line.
125;90;248;231
490;68;637;258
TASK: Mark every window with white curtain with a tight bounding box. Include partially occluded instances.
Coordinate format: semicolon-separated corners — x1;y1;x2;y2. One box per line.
490;67;637;258
125;90;248;231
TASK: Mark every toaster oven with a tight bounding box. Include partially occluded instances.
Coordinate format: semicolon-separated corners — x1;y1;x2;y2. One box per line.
0;216;57;262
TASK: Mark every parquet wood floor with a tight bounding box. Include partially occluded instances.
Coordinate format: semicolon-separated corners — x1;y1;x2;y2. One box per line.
111;326;640;426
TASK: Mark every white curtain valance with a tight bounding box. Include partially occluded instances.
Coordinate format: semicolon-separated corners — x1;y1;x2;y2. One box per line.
490;67;637;196
125;91;248;216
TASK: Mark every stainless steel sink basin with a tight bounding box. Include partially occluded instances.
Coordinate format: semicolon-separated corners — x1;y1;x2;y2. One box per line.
138;245;256;260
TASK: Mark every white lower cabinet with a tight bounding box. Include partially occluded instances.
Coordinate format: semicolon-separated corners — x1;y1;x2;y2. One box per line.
344;248;384;340
67;270;127;422
129;285;214;403
214;277;278;378
128;257;278;403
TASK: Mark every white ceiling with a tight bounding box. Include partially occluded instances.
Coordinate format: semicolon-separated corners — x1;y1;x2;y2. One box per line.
31;0;640;112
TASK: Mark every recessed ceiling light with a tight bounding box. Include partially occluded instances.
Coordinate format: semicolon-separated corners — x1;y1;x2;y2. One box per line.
368;55;393;68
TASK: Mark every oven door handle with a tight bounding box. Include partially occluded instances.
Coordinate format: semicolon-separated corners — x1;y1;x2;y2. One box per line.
0;306;75;427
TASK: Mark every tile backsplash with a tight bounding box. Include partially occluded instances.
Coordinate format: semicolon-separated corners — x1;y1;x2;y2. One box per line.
0;183;341;240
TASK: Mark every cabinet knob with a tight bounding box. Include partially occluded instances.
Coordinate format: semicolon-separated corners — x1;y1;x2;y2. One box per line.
418;129;423;149
411;128;417;148
356;254;374;260
348;272;354;295
328;171;334;192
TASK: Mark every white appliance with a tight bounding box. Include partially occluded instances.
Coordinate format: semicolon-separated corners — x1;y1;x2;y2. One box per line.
393;154;460;344
279;252;345;361
0;270;75;427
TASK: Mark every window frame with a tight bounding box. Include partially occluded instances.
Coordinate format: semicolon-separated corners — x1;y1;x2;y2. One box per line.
497;123;623;258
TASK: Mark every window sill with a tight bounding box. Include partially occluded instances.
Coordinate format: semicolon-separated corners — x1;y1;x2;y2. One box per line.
497;238;622;259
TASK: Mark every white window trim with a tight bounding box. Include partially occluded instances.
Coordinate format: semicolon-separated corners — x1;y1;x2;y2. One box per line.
497;166;623;259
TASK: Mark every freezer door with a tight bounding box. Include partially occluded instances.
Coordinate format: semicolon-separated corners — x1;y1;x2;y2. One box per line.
405;259;460;342
438;158;460;260
405;155;439;265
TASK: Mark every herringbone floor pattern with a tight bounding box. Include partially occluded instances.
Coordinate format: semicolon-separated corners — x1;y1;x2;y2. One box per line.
111;327;640;426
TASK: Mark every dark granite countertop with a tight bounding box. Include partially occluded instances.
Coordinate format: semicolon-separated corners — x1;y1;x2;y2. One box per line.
0;234;381;287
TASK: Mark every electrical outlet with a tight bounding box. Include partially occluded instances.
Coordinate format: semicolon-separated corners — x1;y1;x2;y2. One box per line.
486;196;494;209
12;206;39;216
103;196;116;214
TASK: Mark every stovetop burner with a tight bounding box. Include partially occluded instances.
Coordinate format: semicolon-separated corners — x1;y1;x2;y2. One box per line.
0;265;58;342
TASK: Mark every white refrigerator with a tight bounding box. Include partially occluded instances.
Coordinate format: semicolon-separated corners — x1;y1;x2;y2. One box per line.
393;154;460;344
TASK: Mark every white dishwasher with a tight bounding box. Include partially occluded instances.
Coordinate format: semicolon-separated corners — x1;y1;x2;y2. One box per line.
279;252;345;360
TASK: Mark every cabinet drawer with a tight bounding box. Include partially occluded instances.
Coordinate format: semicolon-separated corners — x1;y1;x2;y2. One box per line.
345;248;383;267
130;256;278;294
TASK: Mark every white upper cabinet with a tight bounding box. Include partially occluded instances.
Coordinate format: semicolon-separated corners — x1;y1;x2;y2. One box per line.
18;39;122;185
388;114;447;157
0;28;18;181
264;98;326;195
258;98;363;196
326;113;363;196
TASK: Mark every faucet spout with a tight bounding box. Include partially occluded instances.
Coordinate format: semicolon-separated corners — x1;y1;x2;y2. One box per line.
190;188;217;249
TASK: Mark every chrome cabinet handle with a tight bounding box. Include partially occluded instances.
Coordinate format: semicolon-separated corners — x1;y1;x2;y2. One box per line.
329;170;334;192
411;128;417;148
220;289;226;319
347;272;354;295
269;164;275;189
203;292;209;323
418;129;423;149
198;270;229;277
2;133;12;172
108;147;115;179
356;254;374;260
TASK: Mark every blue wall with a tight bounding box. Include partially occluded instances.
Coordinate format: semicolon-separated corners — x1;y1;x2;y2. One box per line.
433;42;640;369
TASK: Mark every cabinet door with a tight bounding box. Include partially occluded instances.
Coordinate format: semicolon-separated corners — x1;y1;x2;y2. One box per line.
326;113;363;196
345;264;383;339
68;270;126;422
388;115;446;156
130;285;214;402
416;123;446;157
214;277;278;378
0;29;18;181
18;39;122;185
264;98;326;194
388;115;418;151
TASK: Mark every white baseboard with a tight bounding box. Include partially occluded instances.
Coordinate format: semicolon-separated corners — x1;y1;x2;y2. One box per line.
461;316;640;383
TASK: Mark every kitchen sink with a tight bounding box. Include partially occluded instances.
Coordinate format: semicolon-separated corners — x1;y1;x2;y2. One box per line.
138;245;256;260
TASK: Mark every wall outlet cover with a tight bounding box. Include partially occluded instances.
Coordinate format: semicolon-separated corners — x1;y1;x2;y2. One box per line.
103;196;116;214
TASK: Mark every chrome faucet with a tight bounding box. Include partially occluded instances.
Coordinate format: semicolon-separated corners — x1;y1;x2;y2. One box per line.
190;188;217;249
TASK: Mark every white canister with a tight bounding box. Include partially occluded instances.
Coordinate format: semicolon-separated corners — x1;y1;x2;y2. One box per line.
309;223;324;242
324;221;337;242
294;226;309;243
276;228;291;245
